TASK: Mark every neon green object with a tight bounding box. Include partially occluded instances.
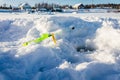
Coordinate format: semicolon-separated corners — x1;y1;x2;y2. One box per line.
22;33;51;46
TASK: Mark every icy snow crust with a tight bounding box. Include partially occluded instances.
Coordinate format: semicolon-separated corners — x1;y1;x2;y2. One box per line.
0;13;120;80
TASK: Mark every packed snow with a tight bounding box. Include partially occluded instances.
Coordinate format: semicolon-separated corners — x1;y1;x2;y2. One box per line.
0;12;120;80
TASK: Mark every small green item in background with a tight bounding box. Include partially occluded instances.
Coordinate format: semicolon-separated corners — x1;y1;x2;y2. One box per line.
22;33;52;46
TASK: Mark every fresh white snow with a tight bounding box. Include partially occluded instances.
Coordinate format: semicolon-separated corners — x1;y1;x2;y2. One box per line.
0;12;120;80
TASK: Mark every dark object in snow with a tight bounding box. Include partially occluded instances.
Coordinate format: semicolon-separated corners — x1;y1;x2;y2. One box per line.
71;27;75;30
76;46;95;52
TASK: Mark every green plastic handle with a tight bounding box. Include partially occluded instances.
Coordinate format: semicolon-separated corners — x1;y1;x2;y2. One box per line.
22;33;51;46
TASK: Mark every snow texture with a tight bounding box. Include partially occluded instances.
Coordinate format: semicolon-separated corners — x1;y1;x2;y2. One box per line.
0;12;120;80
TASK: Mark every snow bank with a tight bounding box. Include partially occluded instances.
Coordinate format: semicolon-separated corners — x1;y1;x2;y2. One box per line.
0;13;120;80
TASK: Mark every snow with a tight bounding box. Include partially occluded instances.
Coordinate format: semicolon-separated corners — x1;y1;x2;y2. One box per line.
0;12;120;80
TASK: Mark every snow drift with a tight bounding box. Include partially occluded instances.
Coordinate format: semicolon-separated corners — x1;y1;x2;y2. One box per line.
0;13;120;80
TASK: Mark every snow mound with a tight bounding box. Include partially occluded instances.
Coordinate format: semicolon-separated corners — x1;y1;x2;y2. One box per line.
0;13;120;80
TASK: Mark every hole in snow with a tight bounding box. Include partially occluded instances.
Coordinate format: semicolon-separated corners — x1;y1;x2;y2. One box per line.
76;46;95;52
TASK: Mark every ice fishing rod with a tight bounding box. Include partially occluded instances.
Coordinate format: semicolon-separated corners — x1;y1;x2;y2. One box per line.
22;33;57;46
